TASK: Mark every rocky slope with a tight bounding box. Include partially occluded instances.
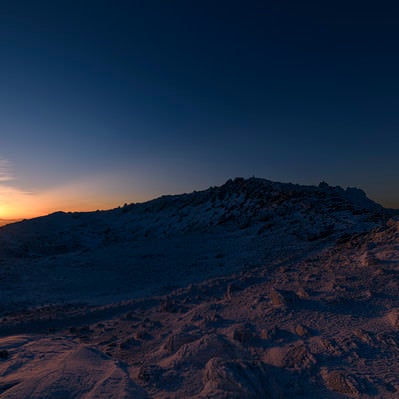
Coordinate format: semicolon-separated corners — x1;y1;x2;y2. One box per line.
0;177;387;257
0;178;397;398
0;178;391;306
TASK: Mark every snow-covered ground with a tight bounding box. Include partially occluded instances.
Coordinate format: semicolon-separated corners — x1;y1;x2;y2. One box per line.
0;178;397;398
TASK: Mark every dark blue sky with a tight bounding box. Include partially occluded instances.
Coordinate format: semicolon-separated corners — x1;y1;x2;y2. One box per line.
1;1;399;216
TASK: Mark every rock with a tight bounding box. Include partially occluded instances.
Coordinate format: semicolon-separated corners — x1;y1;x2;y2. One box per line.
296;287;310;299
320;338;342;356
270;289;286;307
353;329;373;345
283;344;316;369
322;369;361;397
386;308;399;329
360;251;379;266
232;324;254;344
260;326;280;341
169;334;243;368
270;288;297;307
138;364;163;384
202;357;277;399
295;324;310;337
164;331;201;353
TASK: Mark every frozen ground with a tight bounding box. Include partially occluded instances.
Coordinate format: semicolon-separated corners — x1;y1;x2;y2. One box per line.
0;178;398;398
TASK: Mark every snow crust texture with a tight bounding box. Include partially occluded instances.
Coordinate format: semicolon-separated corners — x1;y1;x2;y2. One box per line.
0;177;398;398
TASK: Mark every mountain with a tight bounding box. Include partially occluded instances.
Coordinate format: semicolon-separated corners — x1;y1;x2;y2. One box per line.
0;177;398;398
0;177;391;306
0;177;390;260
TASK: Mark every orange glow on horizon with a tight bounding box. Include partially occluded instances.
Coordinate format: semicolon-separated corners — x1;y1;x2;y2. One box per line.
0;194;123;220
0;190;120;220
0;175;155;220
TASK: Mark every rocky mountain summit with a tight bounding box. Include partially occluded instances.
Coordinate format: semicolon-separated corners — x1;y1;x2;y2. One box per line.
0;178;391;305
0;178;398;398
0;177;388;255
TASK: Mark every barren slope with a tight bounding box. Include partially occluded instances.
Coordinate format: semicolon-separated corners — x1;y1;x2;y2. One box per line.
0;178;397;398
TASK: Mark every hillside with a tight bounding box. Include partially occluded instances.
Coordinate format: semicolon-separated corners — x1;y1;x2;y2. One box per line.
0;178;398;398
0;177;390;306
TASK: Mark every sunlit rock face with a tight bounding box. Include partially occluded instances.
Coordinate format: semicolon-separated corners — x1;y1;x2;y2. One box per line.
0;178;398;398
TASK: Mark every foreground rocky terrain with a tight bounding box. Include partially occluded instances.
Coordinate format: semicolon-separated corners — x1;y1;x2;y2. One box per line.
0;178;398;398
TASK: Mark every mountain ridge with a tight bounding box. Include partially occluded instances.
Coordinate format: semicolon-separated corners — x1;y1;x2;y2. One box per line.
0;176;393;307
0;177;392;247
0;177;399;398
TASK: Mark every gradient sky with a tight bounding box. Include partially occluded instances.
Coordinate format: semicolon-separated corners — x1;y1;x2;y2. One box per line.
1;1;399;218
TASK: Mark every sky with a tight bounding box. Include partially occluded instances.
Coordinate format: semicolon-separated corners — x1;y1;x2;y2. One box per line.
1;1;399;218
